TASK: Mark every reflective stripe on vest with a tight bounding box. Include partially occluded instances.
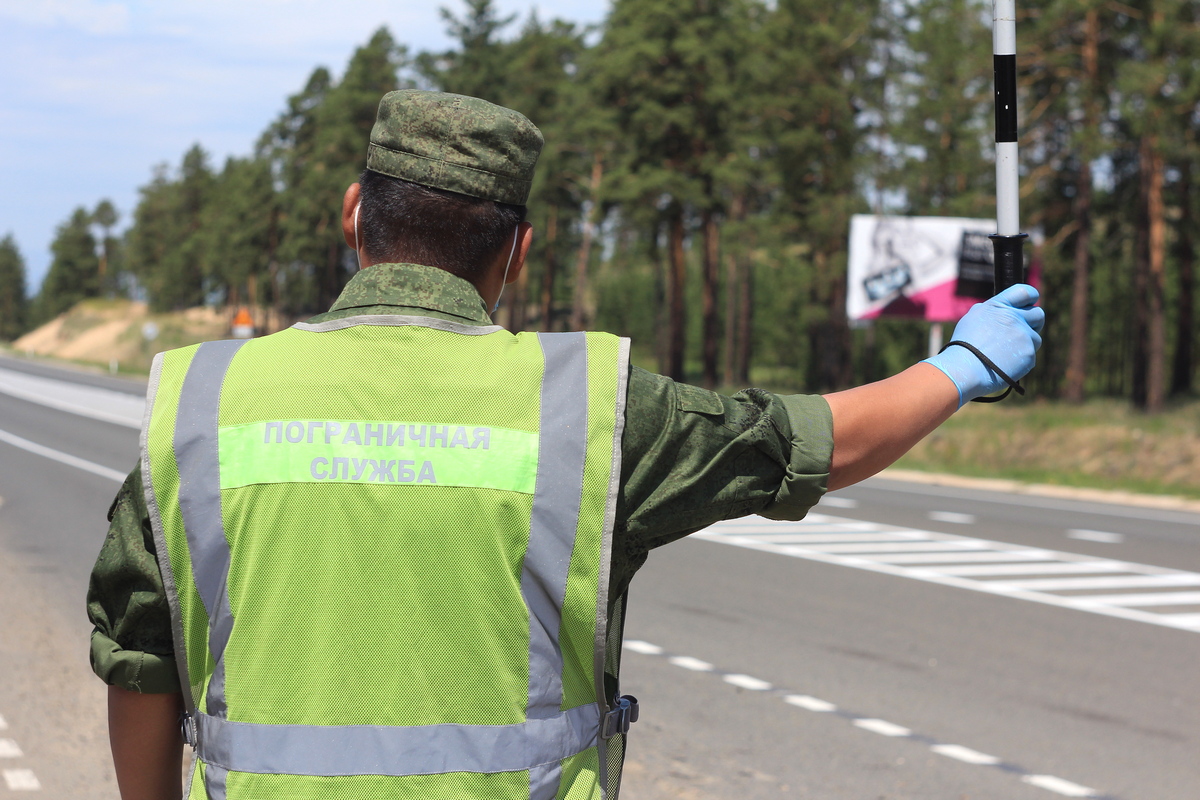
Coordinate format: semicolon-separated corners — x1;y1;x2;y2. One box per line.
153;327;620;799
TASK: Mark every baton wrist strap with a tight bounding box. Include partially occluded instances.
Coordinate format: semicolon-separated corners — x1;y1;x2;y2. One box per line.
939;340;1025;403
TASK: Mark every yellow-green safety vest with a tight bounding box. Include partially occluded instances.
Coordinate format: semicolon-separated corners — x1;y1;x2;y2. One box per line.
142;314;634;799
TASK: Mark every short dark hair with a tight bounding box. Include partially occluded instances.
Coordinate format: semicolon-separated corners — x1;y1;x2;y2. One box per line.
358;169;526;280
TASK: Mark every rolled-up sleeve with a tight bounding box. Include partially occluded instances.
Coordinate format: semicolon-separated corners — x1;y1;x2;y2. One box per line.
617;366;833;554
760;393;834;520
86;465;181;694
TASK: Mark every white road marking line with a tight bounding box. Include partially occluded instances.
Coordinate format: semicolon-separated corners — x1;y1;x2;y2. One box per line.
0;739;23;758
864;550;1056;564
753;532;928;544
0;428;126;483
929;511;977;524
720;522;885;535
668;656;714;672
820;496;859;509
797;541;988;554
623;640;664;655
0;366;143;428
931;561;1130;577
931;744;1000;765
1068;529;1125;544
784;695;836;712
723;674;772;691
640;640;1110;799
997;574;1200;592
0;714;6;730
1021;774;1097;797
853;718;911;737
1072;591;1200;607
3;769;41;791
696;513;1200;633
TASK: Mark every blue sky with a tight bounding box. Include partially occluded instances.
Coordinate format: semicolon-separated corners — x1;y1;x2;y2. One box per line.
0;0;610;294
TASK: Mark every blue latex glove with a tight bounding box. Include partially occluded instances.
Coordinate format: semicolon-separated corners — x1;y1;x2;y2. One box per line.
924;284;1045;407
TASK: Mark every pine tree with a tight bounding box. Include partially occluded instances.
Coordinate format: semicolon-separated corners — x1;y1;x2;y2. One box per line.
501;15;590;332
1116;0;1197;410
38;207;100;320
1023;0;1123;401
418;0;517;102
764;0;879;390
201;156;279;312
0;234;28;339
124;146;213;311
892;0;993;217
593;0;750;382
263;28;405;311
92;199;119;295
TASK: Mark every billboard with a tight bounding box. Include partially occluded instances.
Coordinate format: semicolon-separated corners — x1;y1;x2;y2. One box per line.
846;215;1035;323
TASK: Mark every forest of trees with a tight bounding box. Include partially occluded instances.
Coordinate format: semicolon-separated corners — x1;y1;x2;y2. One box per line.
7;0;1200;411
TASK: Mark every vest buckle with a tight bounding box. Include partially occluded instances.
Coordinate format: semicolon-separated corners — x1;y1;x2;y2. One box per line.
602;695;639;739
180;712;197;748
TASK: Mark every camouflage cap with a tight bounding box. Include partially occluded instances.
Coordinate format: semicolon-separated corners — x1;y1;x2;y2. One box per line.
366;90;544;206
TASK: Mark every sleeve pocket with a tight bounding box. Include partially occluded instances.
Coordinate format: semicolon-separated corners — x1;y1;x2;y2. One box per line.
675;383;725;416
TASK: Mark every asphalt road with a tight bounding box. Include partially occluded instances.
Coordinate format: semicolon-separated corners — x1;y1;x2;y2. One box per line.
1;352;1197;799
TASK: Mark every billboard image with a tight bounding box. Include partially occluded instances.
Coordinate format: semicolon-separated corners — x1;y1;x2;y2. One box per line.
846;215;1038;323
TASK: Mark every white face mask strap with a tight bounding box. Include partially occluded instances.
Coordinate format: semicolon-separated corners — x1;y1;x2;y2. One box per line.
492;226;520;315
353;202;363;271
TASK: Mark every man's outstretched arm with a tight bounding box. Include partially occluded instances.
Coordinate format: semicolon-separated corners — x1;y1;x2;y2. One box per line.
108;686;184;800
825;284;1045;491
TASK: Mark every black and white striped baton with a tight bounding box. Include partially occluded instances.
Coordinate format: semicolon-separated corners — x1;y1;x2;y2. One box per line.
990;0;1027;292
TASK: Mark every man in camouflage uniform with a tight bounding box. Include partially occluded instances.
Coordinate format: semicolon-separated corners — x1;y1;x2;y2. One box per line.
88;90;1044;799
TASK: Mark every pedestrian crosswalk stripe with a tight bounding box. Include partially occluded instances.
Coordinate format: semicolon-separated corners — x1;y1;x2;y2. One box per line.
694;513;1200;633
933;561;1129;577
1075;591;1200;607
3;769;41;791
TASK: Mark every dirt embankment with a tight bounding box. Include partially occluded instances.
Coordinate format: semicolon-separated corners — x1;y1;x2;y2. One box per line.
11;299;242;374
898;400;1200;500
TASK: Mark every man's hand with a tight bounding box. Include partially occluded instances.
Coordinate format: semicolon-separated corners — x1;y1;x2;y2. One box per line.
825;286;1047;490
923;284;1045;407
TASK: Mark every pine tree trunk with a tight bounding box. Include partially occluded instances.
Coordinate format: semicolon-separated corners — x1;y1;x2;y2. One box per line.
1132;136;1153;409
1064;9;1099;403
667;210;687;382
1145;137;1167;412
1171;161;1195;396
267;208;280;333
735;255;753;386
321;238;340;311
701;209;720;388
570;154;604;332
723;248;739;387
1063;159;1093;403
248;274;259;331
652;220;668;376
830;264;854;388
722;195;747;387
541;204;559;332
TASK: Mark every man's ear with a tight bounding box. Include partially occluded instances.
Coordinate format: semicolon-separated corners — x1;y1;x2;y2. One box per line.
341;183;361;251
506;221;535;285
